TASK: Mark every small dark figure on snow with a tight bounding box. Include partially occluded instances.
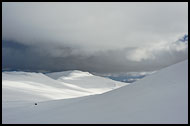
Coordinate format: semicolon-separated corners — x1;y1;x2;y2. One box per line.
35;103;37;105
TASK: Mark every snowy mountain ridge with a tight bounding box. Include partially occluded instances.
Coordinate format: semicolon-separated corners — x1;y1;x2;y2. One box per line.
2;70;127;102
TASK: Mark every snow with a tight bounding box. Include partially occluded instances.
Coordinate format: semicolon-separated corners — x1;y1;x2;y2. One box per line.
2;71;127;102
46;70;125;89
2;60;188;124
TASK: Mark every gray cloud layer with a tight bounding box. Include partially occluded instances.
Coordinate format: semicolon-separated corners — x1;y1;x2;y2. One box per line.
2;2;188;73
2;39;188;73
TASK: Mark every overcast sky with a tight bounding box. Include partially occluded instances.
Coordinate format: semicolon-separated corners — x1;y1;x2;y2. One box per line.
2;2;188;73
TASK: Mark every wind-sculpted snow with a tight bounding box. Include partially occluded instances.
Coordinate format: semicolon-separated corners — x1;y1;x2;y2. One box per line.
2;60;188;124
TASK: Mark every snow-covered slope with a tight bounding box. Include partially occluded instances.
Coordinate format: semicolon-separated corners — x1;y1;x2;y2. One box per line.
2;60;188;124
46;70;125;90
2;70;127;102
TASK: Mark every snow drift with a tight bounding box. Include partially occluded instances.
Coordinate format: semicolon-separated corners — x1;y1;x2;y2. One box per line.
2;60;188;124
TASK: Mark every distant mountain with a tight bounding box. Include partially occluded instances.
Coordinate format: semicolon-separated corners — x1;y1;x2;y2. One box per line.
95;71;155;83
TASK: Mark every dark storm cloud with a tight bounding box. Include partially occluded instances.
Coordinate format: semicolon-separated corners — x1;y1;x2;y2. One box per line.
2;39;188;73
2;2;188;73
2;40;83;71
